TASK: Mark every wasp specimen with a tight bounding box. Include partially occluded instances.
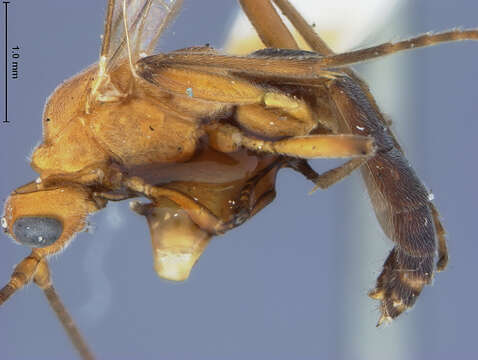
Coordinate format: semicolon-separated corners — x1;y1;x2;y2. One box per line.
1;0;477;358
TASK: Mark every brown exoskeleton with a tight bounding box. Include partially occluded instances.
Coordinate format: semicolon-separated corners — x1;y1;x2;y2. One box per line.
1;0;477;358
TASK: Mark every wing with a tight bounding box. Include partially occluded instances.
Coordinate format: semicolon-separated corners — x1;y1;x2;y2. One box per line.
103;0;183;72
89;0;183;108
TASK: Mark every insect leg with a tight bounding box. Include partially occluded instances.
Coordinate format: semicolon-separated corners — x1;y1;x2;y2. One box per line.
271;0;333;56
273;2;448;322
287;157;368;191
93;192;133;202
235;101;317;138
125;177;225;234
129;158;281;282
33;260;94;360
240;0;332;58
239;0;299;49
329;77;438;324
225;160;282;228
207;123;375;159
148;30;478;81
236;2;370;190
242;2;478;69
317;30;478;68
126;158;282;234
141;27;478;88
368;247;435;326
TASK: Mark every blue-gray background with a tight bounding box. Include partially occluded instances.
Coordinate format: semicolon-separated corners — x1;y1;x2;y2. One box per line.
1;1;477;359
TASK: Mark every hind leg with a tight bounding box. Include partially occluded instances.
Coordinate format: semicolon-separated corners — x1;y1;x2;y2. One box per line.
269;0;450;324
369;247;434;326
239;0;299;49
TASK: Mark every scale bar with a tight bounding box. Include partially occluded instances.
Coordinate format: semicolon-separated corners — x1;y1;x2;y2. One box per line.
3;1;9;123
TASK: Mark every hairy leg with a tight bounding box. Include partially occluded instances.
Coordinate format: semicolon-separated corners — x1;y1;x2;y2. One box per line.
207;122;375;159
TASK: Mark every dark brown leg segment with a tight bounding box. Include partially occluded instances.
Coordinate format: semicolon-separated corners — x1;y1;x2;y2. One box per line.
369;247;434;325
240;0;450;324
329;77;439;324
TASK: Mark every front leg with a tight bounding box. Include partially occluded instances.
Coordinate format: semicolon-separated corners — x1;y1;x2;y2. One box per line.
125;160;282;236
125;176;226;235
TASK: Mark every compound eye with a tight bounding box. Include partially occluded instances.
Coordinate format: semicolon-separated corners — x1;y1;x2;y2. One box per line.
12;217;63;248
